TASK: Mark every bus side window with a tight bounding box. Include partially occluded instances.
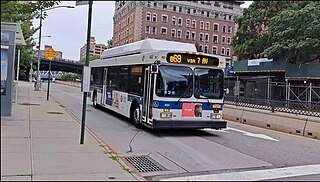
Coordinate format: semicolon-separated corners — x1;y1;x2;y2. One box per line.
128;66;143;96
107;67;118;89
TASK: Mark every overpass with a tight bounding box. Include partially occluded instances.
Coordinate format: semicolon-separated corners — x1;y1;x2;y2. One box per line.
34;55;85;74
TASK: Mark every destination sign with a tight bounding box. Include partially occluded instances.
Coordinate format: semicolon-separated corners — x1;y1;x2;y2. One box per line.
166;53;219;66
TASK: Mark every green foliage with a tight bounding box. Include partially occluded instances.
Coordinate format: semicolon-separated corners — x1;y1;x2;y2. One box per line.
106;37;113;48
62;73;81;81
233;1;320;63
80;54;100;62
1;1;60;79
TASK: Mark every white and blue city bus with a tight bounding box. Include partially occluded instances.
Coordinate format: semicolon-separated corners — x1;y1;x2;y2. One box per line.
89;39;226;129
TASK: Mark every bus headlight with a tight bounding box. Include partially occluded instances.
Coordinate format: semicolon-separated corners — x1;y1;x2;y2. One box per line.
210;113;221;119
160;112;172;118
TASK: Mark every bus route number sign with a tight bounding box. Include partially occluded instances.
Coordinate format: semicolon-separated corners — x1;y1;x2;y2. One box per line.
167;53;219;66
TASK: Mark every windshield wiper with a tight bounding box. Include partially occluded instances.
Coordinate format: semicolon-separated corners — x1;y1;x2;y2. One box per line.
175;82;193;104
199;94;211;106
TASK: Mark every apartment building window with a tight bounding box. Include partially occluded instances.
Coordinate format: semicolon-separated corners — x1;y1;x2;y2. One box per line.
227;37;231;44
161;27;167;34
161;15;168;23
152;27;157;34
205;33;209;42
146;12;151;21
214;24;219;32
178;17;183;26
152;13;157;22
145;26;150;34
171;29;176;37
199;33;204;41
215;13;219;18
193;9;197;14
229;15;232;20
206;12;210;17
212;47;217;54
199;45;203;52
228;26;232;33
173;6;176;11
200;21;204;29
192;20;196;28
172;16;176;25
222;25;227;33
221;47;225;55
213;35;218;43
186;19;191;27
187;8;191;14
191;32;196;40
205;22;210;30
147;1;151;7
222;36;226;44
163;4;167;9
204;45;208;53
179;7;182;12
186;31;190;39
154;2;157;7
226;48;230;56
177;29;182;38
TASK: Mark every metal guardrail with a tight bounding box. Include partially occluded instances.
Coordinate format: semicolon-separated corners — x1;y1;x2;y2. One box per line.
224;95;320;117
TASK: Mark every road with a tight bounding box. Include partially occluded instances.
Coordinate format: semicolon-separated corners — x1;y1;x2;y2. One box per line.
46;83;320;181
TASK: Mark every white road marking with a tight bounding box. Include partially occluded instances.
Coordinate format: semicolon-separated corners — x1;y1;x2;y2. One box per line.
202;128;230;133
203;127;279;142
228;127;279;142
161;164;320;181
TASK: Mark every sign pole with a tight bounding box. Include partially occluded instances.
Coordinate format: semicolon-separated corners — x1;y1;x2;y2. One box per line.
47;60;52;100
80;0;93;144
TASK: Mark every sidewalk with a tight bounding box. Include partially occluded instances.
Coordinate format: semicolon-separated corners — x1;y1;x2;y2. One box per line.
1;81;138;181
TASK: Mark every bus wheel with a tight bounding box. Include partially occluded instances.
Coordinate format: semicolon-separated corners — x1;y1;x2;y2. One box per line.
131;104;141;128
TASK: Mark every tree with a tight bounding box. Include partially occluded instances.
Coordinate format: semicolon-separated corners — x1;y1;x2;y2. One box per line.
106;37;113;49
232;1;319;63
1;1;60;79
80;54;100;62
263;2;320;63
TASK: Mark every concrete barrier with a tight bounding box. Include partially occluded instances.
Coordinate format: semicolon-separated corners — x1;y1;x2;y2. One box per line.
223;104;320;140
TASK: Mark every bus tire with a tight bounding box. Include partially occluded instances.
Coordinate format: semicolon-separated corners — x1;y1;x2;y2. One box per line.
131;103;141;128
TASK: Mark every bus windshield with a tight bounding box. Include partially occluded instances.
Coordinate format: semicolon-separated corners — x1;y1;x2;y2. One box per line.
194;68;224;99
156;65;193;98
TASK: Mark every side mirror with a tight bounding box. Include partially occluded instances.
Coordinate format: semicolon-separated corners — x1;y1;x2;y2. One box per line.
151;64;158;74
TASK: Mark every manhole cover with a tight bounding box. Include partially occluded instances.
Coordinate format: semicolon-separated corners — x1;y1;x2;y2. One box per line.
123;155;166;173
47;111;64;114
19;103;40;106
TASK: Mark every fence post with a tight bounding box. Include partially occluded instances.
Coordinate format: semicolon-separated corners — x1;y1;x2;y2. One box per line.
271;100;275;113
309;82;312;111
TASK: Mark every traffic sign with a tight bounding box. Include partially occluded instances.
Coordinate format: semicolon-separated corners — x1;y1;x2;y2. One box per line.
44;47;58;61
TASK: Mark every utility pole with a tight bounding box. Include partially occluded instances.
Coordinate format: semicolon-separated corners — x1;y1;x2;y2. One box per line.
80;0;93;144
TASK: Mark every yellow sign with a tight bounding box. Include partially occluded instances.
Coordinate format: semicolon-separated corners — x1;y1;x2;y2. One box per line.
44;47;58;61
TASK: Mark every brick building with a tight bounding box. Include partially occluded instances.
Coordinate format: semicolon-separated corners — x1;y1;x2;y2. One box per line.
113;1;243;62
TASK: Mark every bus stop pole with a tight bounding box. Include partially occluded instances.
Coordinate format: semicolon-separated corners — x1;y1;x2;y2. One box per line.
46;60;51;100
80;0;93;144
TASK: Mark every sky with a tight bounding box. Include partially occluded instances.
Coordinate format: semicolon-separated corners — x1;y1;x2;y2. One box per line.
32;1;252;61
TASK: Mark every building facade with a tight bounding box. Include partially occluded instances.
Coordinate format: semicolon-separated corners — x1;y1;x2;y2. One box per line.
113;1;244;61
80;36;107;60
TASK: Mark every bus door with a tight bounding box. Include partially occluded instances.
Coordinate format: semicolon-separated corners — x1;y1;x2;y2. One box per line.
141;66;155;127
102;68;108;106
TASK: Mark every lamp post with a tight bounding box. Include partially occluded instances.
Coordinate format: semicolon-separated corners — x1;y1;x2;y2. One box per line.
35;6;74;91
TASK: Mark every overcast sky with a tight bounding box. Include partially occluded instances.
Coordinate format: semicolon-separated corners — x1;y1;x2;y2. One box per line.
32;1;252;61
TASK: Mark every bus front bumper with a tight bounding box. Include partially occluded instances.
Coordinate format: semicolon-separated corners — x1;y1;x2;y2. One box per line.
152;119;227;129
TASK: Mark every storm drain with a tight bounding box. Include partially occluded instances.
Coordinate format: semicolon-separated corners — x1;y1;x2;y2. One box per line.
47;111;64;114
123;155;166;173
19;103;40;106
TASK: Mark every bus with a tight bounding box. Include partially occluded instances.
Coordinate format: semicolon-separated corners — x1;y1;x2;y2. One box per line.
89;39;226;129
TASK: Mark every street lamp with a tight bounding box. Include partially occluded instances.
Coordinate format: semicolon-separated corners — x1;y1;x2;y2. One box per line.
35;5;74;91
34;35;52;40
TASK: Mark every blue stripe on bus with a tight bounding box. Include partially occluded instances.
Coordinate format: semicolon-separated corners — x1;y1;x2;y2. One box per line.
152;100;223;110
